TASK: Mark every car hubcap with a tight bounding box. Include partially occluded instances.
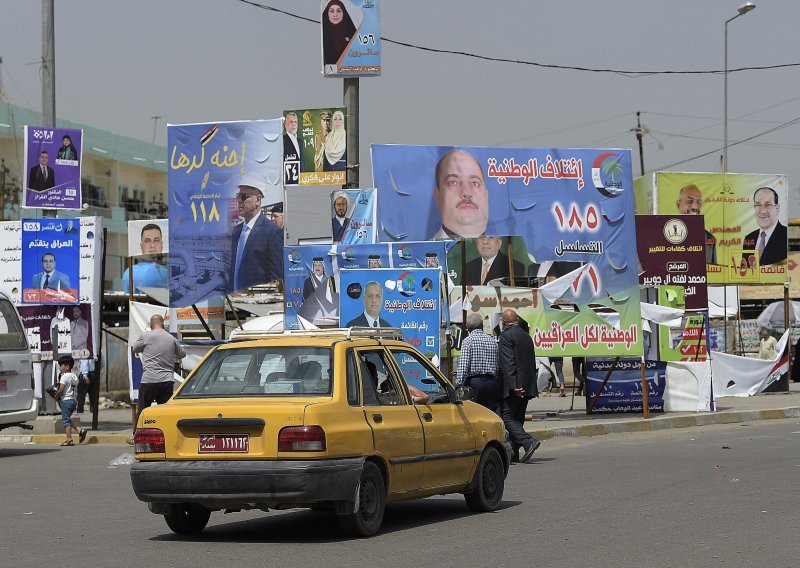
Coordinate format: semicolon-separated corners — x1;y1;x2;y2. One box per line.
360;478;378;520
483;460;499;497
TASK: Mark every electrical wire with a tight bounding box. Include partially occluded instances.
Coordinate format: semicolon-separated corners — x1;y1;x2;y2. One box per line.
238;0;800;77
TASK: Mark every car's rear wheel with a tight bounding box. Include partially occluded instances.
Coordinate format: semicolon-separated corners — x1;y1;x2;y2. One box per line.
338;461;385;537
164;503;211;535
464;446;504;512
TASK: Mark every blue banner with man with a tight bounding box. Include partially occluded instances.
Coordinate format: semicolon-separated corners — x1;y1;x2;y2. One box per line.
23;126;83;210
331;188;376;244
339;267;440;358
21;218;80;304
168;120;284;308
371;145;642;357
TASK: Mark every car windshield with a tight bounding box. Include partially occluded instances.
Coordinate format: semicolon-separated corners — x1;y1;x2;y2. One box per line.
177;346;333;397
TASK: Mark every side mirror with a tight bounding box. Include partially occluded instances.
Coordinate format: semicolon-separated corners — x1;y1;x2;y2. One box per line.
455;386;474;403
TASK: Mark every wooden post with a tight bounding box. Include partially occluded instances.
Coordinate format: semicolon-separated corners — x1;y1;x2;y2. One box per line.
640;357;650;419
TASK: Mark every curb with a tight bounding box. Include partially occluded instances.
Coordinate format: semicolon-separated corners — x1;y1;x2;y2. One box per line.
525;406;800;439
0;434;131;445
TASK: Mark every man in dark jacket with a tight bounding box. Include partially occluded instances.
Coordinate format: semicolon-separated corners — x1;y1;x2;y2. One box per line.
498;309;540;463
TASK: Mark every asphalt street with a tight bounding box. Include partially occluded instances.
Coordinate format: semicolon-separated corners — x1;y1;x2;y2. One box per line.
1;419;798;568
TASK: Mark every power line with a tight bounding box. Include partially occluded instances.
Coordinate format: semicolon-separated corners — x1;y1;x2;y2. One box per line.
238;0;800;77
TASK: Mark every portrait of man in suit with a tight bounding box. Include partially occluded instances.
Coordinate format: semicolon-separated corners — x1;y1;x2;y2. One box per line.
346;281;392;328
283;112;304;183
332;192;349;241
742;186;787;266
430;149;489;240
32;252;71;290
465;236;524;285
28;151;56;191
228;176;283;292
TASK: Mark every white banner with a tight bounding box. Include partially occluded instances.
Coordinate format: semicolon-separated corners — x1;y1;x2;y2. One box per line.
710;330;790;397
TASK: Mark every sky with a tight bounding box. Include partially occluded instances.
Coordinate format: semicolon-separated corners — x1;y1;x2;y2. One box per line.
1;0;799;241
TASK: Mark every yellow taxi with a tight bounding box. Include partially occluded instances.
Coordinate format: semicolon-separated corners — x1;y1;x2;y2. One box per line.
130;328;511;537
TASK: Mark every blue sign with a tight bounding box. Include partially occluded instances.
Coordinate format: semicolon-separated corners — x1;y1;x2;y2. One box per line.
322;0;381;77
332;188;376;244
585;358;666;413
21;218;80;305
168;120;284;308
339;268;440;357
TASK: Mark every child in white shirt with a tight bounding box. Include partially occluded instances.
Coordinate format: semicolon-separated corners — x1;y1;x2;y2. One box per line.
54;355;88;446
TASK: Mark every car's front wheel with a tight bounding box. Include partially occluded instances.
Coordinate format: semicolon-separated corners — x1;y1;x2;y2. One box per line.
464;446;505;512
338;461;385;537
164;503;211;535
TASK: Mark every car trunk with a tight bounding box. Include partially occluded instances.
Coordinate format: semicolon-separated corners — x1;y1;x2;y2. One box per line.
148;399;319;459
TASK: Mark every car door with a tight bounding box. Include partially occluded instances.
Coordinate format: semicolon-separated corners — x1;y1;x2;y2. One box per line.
355;348;424;495
387;347;477;489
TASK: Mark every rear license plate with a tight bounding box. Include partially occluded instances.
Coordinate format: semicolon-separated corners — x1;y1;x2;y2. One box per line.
198;434;249;453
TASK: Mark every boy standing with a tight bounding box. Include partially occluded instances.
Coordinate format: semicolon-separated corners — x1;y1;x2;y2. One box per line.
54;355;88;446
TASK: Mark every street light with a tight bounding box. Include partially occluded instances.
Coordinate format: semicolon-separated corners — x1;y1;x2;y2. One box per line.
724;2;756;172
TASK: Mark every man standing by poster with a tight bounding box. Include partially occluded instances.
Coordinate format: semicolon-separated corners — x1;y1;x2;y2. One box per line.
332;192;349;241
456;314;500;412
742;187;787;266
675;184;717;265
28;151;56;191
498;309;540;463
430;149;489;240
229;176;283;292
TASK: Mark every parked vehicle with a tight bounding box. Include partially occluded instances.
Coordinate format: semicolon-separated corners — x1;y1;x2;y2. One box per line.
130;328;511;537
0;293;36;431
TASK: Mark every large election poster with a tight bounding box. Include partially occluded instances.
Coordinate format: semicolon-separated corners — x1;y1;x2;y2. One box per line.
17;304;94;360
23;126;83;210
331;188;376;244
284;241;450;330
283;107;347;187
373;145;642;356
636;214;708;310
651;172;788;285
585;358;666;414
168;120;284;308
339;268;440;358
321;0;381;78
21;218;80;304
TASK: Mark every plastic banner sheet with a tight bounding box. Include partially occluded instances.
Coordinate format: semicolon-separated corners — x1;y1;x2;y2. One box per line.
23;126;83;210
331;188;376;244
321;0;381;77
585;358;666;414
283;107;347;186
22;218;80;304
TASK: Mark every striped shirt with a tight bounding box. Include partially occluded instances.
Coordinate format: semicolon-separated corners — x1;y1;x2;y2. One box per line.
456;329;499;385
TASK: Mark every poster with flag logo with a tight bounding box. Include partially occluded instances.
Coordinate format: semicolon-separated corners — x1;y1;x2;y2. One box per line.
372;145;642;356
168;120;283;308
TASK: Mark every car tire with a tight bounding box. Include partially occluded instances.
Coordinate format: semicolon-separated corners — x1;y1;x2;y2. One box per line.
464;446;504;512
164;503;211;535
338;461;385;537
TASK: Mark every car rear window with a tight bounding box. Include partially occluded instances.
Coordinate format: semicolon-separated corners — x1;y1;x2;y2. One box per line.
0;299;27;351
176;346;333;397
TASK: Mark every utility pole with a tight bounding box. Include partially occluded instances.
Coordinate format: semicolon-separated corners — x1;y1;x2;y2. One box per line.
42;0;57;218
343;78;359;188
151;115;161;145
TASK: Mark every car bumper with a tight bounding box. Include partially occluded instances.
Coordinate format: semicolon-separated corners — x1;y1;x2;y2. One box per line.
130;457;365;507
0;398;38;430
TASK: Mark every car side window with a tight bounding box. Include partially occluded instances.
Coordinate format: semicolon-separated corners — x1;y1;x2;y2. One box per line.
389;349;451;404
345;350;360;406
358;350;407;406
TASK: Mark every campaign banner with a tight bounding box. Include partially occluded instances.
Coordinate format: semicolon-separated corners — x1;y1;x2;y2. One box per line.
339;268;440;357
284;241;451;330
636;215;708;310
446;236;531;288
659;312;708;362
283;108;347;186
331;188;376;244
168;120;284;307
373;145;642;356
585;358;666;414
23;126;83;210
21;218;80;304
648;172;788;285
321;0;381;77
127;219;169;257
17;304;94;360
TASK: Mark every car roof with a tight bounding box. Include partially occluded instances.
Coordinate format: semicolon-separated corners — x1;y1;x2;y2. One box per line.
220;327;407;350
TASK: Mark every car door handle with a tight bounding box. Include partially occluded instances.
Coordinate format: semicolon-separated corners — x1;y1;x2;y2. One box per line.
421;412;433;422
372;414;383;423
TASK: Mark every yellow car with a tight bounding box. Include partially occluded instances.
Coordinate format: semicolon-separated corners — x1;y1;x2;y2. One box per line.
130;329;511;537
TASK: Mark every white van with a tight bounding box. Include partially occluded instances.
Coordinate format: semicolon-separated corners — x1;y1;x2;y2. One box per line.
0;293;36;431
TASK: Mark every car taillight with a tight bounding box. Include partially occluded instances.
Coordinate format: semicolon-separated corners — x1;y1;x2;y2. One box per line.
278;426;326;452
133;428;166;453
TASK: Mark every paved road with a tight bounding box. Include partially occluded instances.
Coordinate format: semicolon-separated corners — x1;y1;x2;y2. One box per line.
2;419;798;568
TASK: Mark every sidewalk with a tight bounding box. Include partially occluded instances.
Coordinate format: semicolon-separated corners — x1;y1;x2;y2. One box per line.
2;382;799;445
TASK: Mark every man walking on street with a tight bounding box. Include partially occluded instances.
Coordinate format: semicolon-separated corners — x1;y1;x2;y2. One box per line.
498;309;540;463
127;315;186;445
456;313;500;413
